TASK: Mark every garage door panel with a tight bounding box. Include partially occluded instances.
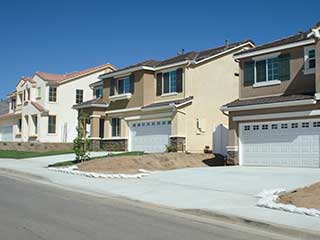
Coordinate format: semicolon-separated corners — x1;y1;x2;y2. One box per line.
0;125;13;141
240;119;320;168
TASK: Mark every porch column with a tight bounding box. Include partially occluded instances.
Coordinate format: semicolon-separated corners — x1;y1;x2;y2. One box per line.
315;40;320;98
90;115;100;139
103;118;109;138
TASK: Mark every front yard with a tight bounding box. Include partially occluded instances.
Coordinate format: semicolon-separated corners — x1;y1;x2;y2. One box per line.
0;150;74;159
278;182;320;209
77;152;223;174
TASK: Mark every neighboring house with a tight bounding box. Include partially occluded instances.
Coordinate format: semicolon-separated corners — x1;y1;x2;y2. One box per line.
0;100;8;115
74;40;254;153
0;64;115;142
221;22;320;168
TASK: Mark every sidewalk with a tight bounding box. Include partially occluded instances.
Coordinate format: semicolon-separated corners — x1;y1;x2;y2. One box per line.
0;153;320;237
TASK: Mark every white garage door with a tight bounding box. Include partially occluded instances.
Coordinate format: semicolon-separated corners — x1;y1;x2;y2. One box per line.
240;119;320;168
129;119;171;153
0;125;13;141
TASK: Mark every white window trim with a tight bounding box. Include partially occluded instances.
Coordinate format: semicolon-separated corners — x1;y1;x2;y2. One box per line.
253;53;281;87
162;70;177;95
48;86;57;103
109;93;132;101
304;45;316;75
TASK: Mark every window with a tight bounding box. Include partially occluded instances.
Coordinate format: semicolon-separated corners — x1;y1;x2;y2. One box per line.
302;122;309;128
253;125;259;130
244;125;250;131
17;119;22;133
37;87;41;99
304;46;316;74
163;70;177;94
48;115;56;134
281;123;288;129
271;124;278;130
27;88;31;101
99;118;104;138
262;124;268;130
95;88;103;98
243;53;290;86
32;115;38;134
111;118;120;137
313;121;320;128
76;89;84;104
118;77;131;94
11;98;16;110
48;86;57;102
291;123;298;128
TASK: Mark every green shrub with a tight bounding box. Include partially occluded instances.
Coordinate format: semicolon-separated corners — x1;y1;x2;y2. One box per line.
166;144;177;153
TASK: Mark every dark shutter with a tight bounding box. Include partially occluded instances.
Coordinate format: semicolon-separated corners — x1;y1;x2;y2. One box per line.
256;60;266;83
156;73;162;96
99;118;104;138
243;61;254;86
278;53;290;81
110;79;115;96
163;72;169;94
130;74;135;93
176;68;183;93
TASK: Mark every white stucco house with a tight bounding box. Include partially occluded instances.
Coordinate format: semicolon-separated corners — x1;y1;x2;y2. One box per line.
0;63;115;143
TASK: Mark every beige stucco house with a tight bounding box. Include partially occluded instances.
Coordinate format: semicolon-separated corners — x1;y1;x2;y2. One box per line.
221;21;320;168
74;40;254;153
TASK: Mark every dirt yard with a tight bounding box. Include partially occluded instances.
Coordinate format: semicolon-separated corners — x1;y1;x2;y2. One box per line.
77;153;224;174
278;182;320;209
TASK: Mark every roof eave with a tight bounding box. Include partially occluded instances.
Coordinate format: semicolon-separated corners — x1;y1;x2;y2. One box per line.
99;66;155;79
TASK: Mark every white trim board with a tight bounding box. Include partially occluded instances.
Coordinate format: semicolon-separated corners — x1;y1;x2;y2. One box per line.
124;112;173;121
233;110;320;122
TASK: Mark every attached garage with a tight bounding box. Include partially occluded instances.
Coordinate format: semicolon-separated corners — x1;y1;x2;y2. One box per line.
0;125;13;141
239;119;320;168
129;119;172;153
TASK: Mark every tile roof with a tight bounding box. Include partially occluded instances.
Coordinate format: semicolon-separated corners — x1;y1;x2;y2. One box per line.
234;21;320;57
142;96;193;109
0;113;21;120
223;94;315;108
73;97;108;109
107;40;253;75
31;101;48;113
36;63;115;83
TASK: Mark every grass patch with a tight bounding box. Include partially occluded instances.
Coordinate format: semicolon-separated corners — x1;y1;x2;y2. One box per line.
0;150;74;159
48;151;144;168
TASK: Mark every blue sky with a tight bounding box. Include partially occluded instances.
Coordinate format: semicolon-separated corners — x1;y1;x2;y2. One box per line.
0;0;319;99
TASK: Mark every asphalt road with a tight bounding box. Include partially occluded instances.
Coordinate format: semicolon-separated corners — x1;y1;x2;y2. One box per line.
0;174;288;240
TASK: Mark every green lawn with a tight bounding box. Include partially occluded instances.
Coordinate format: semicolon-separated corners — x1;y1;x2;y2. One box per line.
0;150;74;159
48;151;144;168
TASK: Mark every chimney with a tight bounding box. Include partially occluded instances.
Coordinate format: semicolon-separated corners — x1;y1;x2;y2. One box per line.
225;39;229;49
177;49;185;56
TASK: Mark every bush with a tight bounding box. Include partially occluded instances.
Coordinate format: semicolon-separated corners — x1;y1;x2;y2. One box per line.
166;144;177;153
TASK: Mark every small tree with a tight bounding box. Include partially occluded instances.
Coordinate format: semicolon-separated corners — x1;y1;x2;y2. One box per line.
73;111;90;163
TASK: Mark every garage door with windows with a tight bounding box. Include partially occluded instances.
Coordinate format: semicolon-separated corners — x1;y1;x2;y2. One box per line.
129;119;171;153
0;125;13;141
240;119;320;168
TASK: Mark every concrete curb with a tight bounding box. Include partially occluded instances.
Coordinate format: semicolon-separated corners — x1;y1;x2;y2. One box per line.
180;209;320;240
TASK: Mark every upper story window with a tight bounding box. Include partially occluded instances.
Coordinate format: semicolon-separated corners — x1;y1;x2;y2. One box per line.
304;46;316;74
11;98;16;110
95;88;103;98
36;87;41;99
118;77;131;94
156;68;183;96
76;89;84;104
48;86;57;102
243;53;290;87
27;88;31;101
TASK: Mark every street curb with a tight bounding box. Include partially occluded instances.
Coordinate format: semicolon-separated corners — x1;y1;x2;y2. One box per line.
180;209;320;240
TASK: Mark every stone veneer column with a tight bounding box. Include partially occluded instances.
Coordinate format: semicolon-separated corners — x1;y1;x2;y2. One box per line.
90;116;100;139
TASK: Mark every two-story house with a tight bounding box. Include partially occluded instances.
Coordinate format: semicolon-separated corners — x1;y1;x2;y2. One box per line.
74;40;254;153
221;22;320;168
0;63;115;143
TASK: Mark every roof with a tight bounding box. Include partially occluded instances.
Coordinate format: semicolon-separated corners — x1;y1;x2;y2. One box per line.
142;96;193;109
73;97;109;109
36;63;116;83
0;112;21;120
102;40;253;77
234;21;320;57
223;94;315;108
31;101;48;113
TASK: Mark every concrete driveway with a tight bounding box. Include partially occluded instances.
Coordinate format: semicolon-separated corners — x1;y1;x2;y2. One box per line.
0;155;320;232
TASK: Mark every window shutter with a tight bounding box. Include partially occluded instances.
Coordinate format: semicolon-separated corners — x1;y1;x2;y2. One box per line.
243;61;254;86
130;74;135;93
176;68;183;93
256;60;266;83
110;79;115;96
156;73;162;96
278;53;290;81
